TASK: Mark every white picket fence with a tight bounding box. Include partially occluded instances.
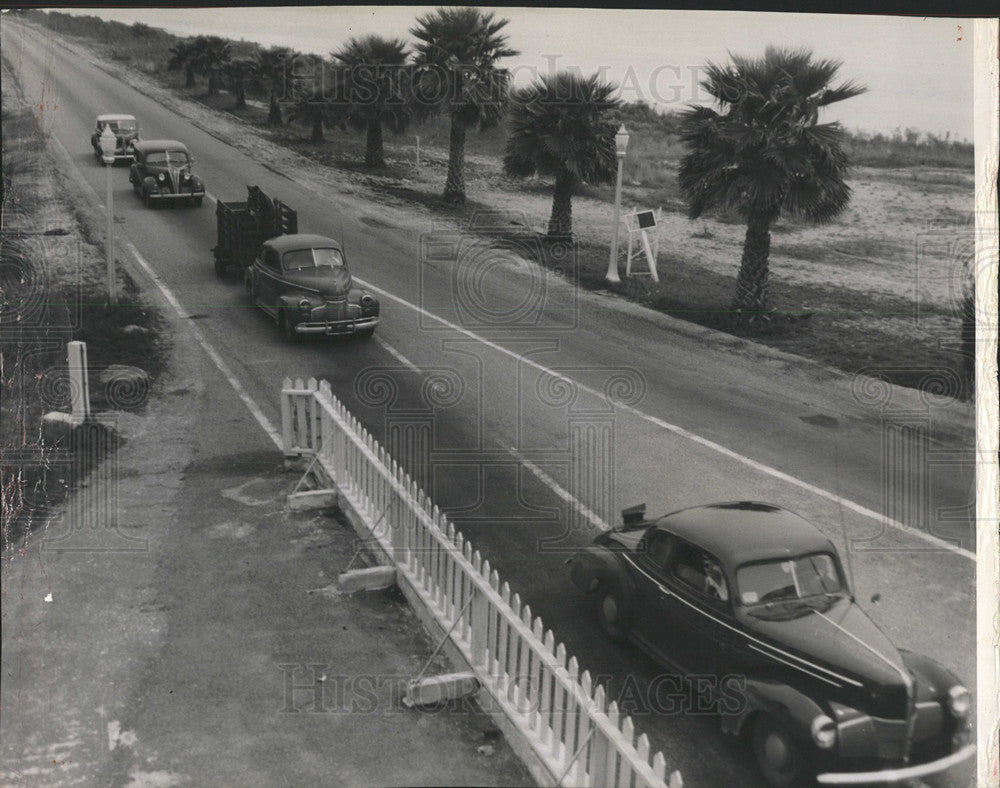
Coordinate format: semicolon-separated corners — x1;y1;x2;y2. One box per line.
281;377;682;788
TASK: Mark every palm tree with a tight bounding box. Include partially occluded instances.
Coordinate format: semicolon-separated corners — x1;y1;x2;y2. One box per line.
504;72;620;238
167;40;197;88
224;57;256;110
331;35;412;169
285;55;343;144
190;35;231;97
678;46;865;319
255;46;295;126
411;7;517;203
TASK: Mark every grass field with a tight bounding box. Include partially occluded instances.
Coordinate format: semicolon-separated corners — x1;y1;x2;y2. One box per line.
12;9;979;400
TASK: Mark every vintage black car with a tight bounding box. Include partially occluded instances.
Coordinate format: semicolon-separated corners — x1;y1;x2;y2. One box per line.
128;140;205;207
568;502;974;787
247;234;379;340
91;114;139;162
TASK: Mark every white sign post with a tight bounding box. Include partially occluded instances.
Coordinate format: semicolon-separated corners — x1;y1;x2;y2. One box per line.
623;207;661;282
67;340;91;424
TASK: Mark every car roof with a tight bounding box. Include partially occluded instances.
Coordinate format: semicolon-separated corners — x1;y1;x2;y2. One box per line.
133;140;189;154
264;233;343;254
96;114;136;122
653;502;838;570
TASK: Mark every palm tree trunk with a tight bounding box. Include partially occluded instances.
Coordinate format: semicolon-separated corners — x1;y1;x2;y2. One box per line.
365;120;385;168
548;170;574;238
208;70;219;96
267;91;283;125
184;66;195;88
733;213;773;317
444;116;466;204
234;83;247;110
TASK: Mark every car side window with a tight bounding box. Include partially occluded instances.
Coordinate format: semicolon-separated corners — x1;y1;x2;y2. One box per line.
640;529;675;575
670;542;729;603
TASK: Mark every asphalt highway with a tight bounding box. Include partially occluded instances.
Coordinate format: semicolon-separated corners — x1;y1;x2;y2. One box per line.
2;19;978;787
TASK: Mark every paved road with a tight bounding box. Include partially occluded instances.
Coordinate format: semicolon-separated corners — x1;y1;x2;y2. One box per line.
3;19;978;787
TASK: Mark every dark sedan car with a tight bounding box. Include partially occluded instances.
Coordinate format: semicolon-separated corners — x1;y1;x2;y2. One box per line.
91;114;139;163
247;234;379;340
568;502;974;787
128;140;205;207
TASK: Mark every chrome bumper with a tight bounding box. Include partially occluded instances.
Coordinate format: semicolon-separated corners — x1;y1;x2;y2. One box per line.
816;743;975;784
294;316;378;335
148;190;204;201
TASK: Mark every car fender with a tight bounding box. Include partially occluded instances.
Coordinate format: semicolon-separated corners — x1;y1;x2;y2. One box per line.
276;292;319;313
568;546;636;605
899;649;961;701
721;677;826;744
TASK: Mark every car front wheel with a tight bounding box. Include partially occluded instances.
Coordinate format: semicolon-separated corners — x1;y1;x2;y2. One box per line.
594;581;630;642
751;715;809;788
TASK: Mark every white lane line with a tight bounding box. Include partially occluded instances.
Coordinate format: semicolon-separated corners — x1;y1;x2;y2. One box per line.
354;277;974;561
121;238;283;449
374;336;421;372
509;448;611;533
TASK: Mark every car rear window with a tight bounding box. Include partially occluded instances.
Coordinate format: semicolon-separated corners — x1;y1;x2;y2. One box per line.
283;247;345;270
145;150;188;166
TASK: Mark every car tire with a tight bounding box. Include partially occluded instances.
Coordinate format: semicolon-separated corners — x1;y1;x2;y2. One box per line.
594;581;631;642
357;326;376;339
279;311;298;343
751;715;809;788
142;188;152;208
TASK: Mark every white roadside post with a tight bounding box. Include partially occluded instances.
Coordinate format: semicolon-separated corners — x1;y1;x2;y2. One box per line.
605;124;630;284
67;340;91;424
99;125;117;303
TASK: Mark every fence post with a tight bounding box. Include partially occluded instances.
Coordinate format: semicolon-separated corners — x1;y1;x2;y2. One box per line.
281;377;294;454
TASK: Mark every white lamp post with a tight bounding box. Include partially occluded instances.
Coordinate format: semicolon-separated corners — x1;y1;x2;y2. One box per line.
606;124;630;284
98;125;117;303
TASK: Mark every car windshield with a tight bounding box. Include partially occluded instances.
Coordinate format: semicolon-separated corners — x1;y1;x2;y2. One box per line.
737;553;844;610
283;247;345;271
145;150;189;166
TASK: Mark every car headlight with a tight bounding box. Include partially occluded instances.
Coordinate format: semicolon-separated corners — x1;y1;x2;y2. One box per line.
947;686;971;718
157;172;165;182
298;298;312;311
182;171;190;181
360;293;376;307
811;714;837;750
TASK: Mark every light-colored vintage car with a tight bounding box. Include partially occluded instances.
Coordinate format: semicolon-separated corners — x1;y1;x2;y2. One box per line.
91;113;139;162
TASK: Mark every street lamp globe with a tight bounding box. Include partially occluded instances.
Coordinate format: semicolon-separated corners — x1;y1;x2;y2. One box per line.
615;125;630;157
99;125;116;166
